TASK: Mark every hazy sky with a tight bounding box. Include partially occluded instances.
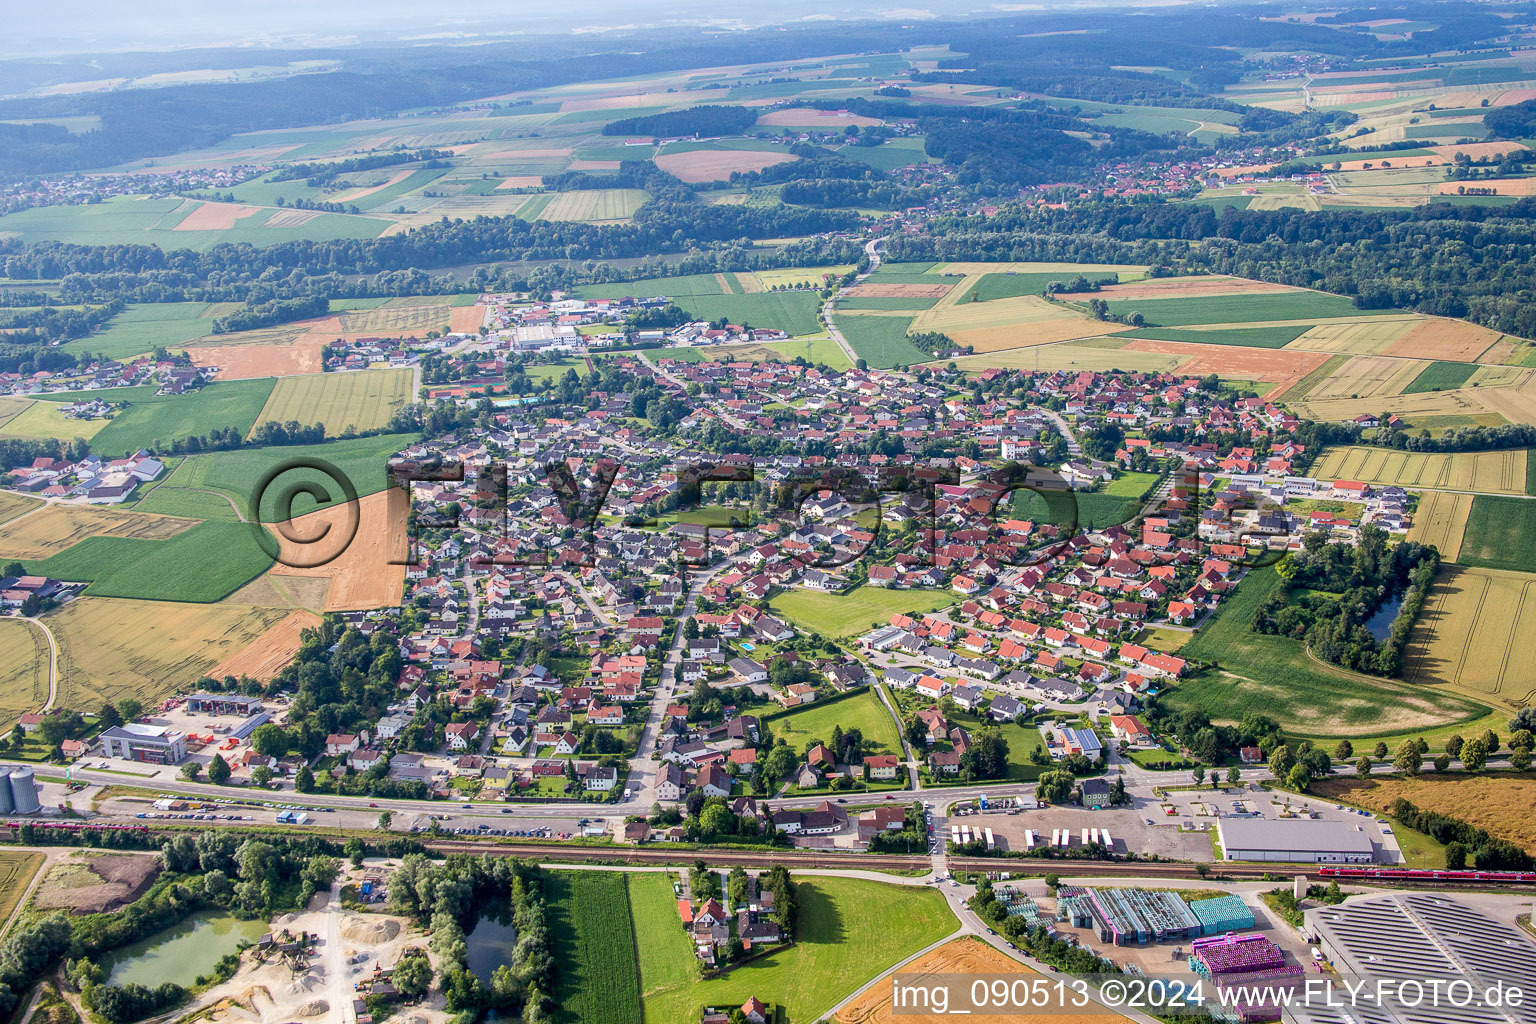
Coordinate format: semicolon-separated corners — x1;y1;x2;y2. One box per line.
4;0;1040;57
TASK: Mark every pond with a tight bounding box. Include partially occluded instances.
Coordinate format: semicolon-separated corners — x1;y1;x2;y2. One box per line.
466;912;518;985
101;910;269;988
1363;591;1405;642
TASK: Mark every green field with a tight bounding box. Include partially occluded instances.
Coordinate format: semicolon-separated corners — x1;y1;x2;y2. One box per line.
1456;495;1536;572
1103;291;1365;327
547;872;642;1024
0;195;391;250
1010;487;1141;531
960;271;1125;303
255;369;412;434
0;400;109;442
769;584;958;638
677;292;821;337
763;689;903;756
1123;325;1311;348
759;336;852;370
73;379;272;457
835;137;932;172
24;520;272;602
633;872;955;1023
577;274;732;300
62;302;217;359
835;314;932;368
1403;361;1480;394
1170;566;1493;737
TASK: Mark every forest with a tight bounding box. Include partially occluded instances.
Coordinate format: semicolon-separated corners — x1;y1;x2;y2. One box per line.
600;104;759;139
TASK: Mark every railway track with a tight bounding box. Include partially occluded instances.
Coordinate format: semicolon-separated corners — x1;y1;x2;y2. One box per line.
423;839;933;871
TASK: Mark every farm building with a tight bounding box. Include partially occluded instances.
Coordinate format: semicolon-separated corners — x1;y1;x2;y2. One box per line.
1216;818;1376;864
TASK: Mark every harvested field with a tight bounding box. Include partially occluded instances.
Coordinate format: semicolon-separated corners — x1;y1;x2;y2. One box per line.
48;596;289;710
934;261;1145;277
223;573;332;613
1434;177;1536;196
263;209;321;229
757;107;883;126
1284;354;1428;401
911;294;1116;351
841;282;953;299
0;851;41;924
1312;774;1536;855
449;305;485;333
946;344;1187;374
1406;490;1471;562
1382;317;1503;362
0;491;40;525
534;188;645;223
494;176;546;189
836;937;1130;1024
255;369;412;434
1312;446;1527;494
174;202;261;231
1119;339;1329;392
0;619;47;731
268;489;407;611
565;160;619;171
654;149;798;182
33;852;162;915
1290;388;1500;424
0;504;195;560
208;609;321;680
955;319;1129;352
1060;276;1295;301
1429;142;1529;162
186;337;326;379
1287;318;1421;354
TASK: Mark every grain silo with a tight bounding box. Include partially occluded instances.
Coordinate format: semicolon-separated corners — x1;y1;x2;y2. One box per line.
0;767;15;815
9;766;40;814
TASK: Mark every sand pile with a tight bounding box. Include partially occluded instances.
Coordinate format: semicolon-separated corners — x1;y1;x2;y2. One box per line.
342;917;400;943
296;1000;329;1017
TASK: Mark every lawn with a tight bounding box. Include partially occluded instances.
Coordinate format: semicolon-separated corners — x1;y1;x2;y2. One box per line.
768;585;958;639
1123;325;1311;348
1455;495;1536;572
1103;291;1366;327
24;520;273;602
1170;566;1493;737
1103;471;1161;497
941;707;1047;781
634;873;955;1024
1403;360;1479;394
762;690;902;756
547;871;642;1024
834;314;932;368
88;379;276;457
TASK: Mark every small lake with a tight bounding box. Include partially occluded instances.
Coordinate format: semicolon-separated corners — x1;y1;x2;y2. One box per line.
1363;591;1405;641
466;912;518;985
102;910;268;988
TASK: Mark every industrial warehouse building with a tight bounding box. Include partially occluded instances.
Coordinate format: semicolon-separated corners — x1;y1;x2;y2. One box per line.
1216;818;1376;864
1286;894;1536;1024
98;723;186;764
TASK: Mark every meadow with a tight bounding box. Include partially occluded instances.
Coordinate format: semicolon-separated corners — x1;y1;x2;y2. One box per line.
46;596;290;711
1404;564;1536;711
1456;495;1536;572
633;873;955;1024
762;689;903;756
255;369;413;434
0;400;110;442
546;872;642;1024
1102;291;1364;326
768;584;958;638
62;302;219;359
25;520;273;602
833;315;933;368
1171;566;1493;737
88;379;276;457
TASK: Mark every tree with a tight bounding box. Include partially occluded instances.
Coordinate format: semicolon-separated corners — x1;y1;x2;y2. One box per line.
1036;769;1074;804
1373;741;1388;758
117;698;142;723
1445;841;1467;870
295;766;315;792
1510;747;1532;770
1287;763;1313;792
393;954;432;1000
250;764;272;788
1226;765;1242;787
1268;745;1295;779
1355;755;1372;776
1445;734;1464;759
378;811;394;831
1394;742;1423;776
1480;729;1500;754
698;803;733;839
1433;753;1451;772
1461;737;1487;771
97;704;123;729
1192;765;1205;786
1334;739;1353;760
180;761;202;781
1109;775;1128;806
207;753;231;785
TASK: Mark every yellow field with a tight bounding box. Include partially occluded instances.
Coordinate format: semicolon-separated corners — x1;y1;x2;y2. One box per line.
1313;774;1536;856
945;343;1187;374
48;596;289;711
1290;354;1428;401
0;505;197;560
1312;446;1527;494
254;368;412;434
1404;565;1536;709
0;401;111;442
750;265;853;289
1406;490;1471;562
335;304;457;334
0;492;41;526
0;619;48;732
533;188;646;222
1289;388;1499;424
909;294;1126;352
1286;318;1421;354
